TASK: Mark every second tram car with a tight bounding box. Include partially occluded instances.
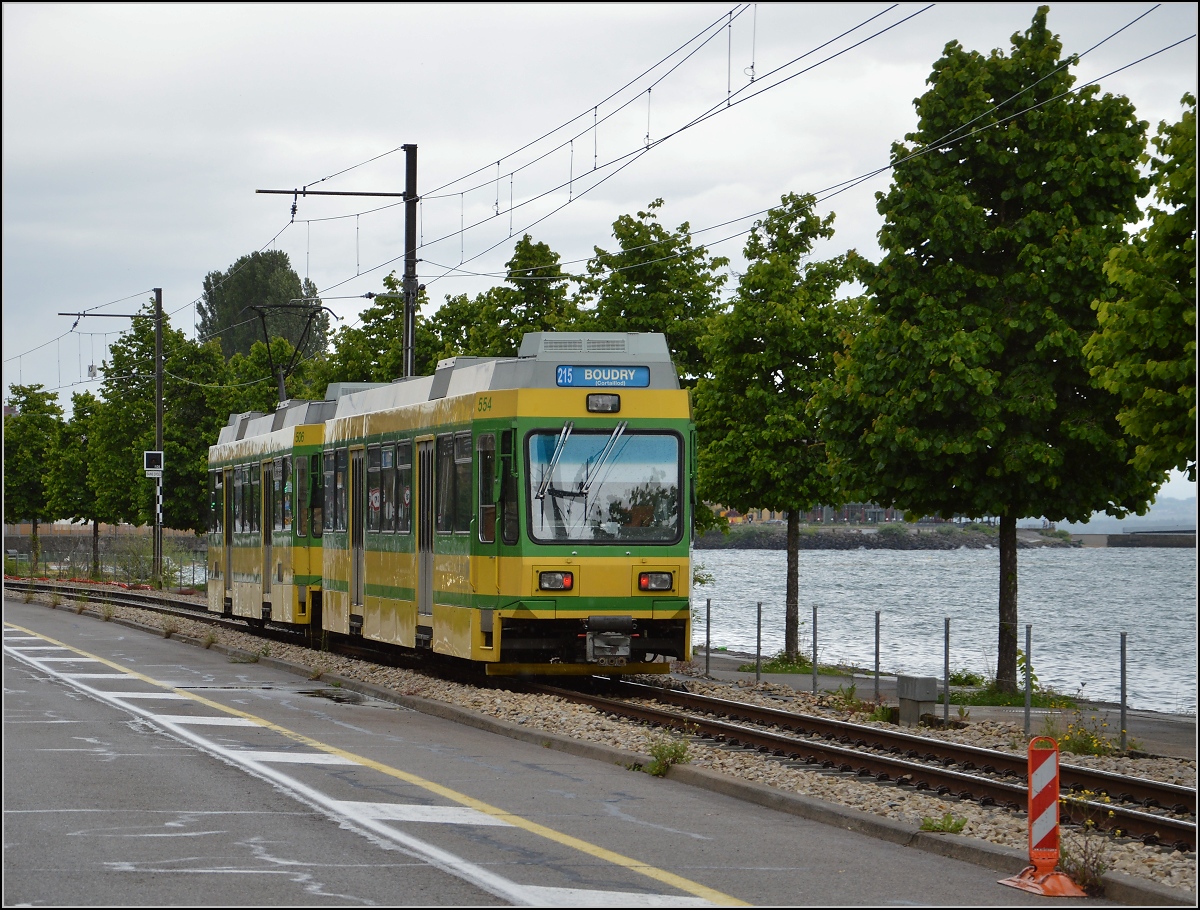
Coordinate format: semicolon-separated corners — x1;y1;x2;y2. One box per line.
208;332;694;674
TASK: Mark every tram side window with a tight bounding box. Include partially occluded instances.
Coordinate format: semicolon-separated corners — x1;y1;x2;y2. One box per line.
455;432;472;534
322;450;335;537
380;444;395;532
313;453;326;538
335;447;348;532
282;456;292;531
436;435;454;533
477;434;495;543
501;429;518;545
295;456;308;538
367;445;381;533
273;458;284;531
396;440;412;534
208;470;218;534
234;467;244;532
250;463;261;533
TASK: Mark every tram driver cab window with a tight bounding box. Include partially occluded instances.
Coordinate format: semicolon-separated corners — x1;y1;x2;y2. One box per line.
477;434;495;543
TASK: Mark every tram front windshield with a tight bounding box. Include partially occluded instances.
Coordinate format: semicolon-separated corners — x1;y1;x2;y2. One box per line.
527;430;680;543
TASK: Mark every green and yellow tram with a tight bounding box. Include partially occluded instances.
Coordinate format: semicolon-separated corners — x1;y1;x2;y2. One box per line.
208;332;695;675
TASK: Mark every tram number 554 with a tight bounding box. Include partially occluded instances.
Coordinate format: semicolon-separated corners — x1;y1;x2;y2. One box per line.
476;395;492;413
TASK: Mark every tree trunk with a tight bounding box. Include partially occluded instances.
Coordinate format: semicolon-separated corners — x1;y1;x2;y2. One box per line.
92;519;100;578
30;518;40;578
785;510;799;661
996;514;1019;693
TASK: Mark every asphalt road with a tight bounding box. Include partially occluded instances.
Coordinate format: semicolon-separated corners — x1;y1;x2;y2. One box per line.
2;598;1169;907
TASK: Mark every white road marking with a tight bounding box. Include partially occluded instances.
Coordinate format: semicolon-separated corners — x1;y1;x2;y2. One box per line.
229;750;358;764
103;692;190;700
330;800;514;826
150;715;259;726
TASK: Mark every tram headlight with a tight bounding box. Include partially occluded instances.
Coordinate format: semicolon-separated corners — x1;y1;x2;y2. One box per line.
539;571;574;591
638;571;672;591
586;393;621;413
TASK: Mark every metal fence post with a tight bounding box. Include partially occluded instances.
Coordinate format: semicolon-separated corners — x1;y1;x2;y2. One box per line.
705;598;711;678
755;602;762;683
1120;631;1128;753
811;604;818;695
944;617;950;725
1024;624;1032;737
874;610;881;704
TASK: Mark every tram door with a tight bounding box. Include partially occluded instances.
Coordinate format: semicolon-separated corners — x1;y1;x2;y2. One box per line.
262;461;273;599
416;439;434;621
223;468;233;597
350;448;365;607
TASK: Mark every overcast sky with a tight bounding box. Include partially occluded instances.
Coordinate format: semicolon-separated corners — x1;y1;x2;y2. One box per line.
3;2;1196;498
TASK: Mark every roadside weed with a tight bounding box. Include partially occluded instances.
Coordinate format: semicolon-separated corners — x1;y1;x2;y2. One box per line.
920;813;967;833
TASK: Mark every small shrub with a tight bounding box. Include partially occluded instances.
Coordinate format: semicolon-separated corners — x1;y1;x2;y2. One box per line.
920;813;967;833
100;604;114;621
308;666;325;681
877;523;908;538
202;630;218;649
161;618;179;639
867;703;898;724
645;729;692;777
948;668;985;687
737;650;812;674
73;598;87;614
1058;789;1112;896
50;588;61;608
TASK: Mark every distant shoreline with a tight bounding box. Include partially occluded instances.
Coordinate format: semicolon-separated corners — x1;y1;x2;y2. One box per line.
697;526;1067;551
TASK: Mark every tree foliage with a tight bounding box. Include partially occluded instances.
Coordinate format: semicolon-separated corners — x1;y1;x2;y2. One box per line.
197;250;329;361
318;273;439;389
695;193;859;659
43;391;108;574
813;7;1161;691
578;199;728;386
3;383;63;569
1085;94;1197;482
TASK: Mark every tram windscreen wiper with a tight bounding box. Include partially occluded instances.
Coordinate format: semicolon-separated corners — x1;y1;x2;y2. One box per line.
535;421;573;500
581;421;627;495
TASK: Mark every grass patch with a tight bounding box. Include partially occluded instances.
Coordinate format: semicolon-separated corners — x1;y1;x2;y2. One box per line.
920;813;967;833
161;618;180;639
736;650;855;677
948;668;985;687
645;728;693;777
946;682;1075;710
100;603;115;621
202;630;218;649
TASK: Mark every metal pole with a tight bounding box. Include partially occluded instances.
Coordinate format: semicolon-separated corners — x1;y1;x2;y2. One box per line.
874;610;880;705
811;604;818;694
705;598;711;677
943;617;950;725
154;287;163;587
402;144;418;378
755;602;762;683
1120;632;1128;752
1024;623;1032;737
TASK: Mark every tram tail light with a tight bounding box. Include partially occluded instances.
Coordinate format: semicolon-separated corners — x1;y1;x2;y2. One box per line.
638;571;672;591
540;571;574;591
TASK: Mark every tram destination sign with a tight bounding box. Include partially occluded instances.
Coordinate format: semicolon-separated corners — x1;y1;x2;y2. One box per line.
555;365;650;388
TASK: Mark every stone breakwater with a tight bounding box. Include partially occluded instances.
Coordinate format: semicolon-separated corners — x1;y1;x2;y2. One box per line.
695;527;1072;550
36;595;1197;899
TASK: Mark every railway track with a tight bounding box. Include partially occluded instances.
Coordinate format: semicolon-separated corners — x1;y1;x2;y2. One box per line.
13;578;1196;853
528;679;1196;852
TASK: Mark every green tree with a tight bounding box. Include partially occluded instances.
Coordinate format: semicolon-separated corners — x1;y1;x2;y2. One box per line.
44;391;109;575
430;235;580;360
578;199;728;386
695;194;859;660
1085;94;1197;482
197;250;329;361
89;302;232;535
318;273;439;390
3;383;63;573
814;8;1161;692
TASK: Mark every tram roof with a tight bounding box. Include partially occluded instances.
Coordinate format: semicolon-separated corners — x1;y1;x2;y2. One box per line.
331;332;679;420
216;333;679;443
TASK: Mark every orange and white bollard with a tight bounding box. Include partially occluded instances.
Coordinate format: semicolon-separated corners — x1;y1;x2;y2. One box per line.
999;736;1087;897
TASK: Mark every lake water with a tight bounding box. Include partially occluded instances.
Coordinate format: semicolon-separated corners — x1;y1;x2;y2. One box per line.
689;547;1197;716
